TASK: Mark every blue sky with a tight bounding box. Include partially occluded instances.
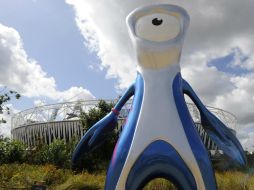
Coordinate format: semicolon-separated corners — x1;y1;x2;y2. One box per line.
208;48;250;76
0;0;254;149
0;0;117;110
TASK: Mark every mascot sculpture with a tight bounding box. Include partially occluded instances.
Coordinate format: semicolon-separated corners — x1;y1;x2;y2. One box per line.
72;4;246;190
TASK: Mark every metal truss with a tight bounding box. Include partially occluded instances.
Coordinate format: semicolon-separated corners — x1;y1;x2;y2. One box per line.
11;99;237;131
11;99;237;149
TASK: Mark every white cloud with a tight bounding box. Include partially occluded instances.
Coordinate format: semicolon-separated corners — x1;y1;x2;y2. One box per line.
65;0;254;149
0;24;56;98
0;23;95;101
57;86;95;102
0;23;96;136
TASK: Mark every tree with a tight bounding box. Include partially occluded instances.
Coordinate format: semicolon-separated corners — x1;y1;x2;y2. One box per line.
80;100;115;131
77;100;118;171
0;87;21;124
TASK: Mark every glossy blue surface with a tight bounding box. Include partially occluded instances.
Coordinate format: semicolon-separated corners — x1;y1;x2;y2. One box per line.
72;72;245;190
173;73;217;190
105;73;144;190
71;111;118;167
71;83;135;168
182;78;246;165
126;140;197;190
114;83;135;112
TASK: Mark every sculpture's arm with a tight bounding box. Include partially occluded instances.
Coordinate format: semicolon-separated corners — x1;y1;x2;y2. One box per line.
72;83;135;167
182;78;246;165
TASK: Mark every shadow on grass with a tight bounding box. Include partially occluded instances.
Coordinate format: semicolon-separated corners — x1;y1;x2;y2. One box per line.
62;184;101;190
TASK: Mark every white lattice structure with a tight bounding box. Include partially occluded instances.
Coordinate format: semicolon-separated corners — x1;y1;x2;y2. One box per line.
11;100;237;149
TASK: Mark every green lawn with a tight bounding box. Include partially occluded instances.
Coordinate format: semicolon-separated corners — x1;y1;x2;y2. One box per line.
0;164;253;190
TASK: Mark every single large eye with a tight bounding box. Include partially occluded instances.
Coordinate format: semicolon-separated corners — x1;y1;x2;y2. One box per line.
135;13;180;42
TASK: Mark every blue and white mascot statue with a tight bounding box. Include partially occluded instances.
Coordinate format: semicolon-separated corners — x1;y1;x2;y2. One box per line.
72;4;246;190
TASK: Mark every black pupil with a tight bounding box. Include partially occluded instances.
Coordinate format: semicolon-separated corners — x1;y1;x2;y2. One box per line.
152;18;163;26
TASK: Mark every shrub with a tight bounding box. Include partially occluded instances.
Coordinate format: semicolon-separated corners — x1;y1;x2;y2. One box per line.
26;139;72;168
0;138;7;163
0;137;78;169
46;140;69;167
0;137;26;164
6;140;26;163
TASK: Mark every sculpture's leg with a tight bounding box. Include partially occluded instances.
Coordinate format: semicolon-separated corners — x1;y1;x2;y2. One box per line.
173;74;217;190
126;140;197;190
104;74;144;190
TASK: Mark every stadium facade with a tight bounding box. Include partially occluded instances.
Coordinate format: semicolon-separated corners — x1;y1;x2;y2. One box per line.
11;99;237;152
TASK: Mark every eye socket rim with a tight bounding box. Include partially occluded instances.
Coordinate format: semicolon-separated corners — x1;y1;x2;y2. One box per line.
134;13;181;43
126;4;190;45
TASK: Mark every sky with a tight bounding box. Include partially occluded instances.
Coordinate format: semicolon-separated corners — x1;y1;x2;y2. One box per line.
0;0;254;150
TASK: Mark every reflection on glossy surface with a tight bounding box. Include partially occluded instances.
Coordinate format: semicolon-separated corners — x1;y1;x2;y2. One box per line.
72;4;246;190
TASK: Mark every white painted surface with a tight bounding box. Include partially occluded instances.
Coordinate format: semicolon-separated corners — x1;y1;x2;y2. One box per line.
135;13;180;42
118;4;206;189
115;65;206;190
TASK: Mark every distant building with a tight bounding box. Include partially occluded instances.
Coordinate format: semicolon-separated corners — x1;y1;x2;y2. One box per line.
11;99;237;154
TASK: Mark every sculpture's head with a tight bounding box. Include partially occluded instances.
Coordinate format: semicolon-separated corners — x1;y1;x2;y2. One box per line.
127;4;190;71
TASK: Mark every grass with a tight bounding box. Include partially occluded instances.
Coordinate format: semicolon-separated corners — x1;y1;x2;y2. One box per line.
0;164;105;190
216;171;254;190
0;164;254;189
143;178;177;190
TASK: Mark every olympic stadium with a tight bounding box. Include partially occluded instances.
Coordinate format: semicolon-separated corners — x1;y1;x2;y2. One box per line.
11;99;237;153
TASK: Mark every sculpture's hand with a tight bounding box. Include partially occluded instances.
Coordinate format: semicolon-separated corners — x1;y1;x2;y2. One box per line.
200;110;246;165
182;78;247;165
72;110;118;168
71;83;135;169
